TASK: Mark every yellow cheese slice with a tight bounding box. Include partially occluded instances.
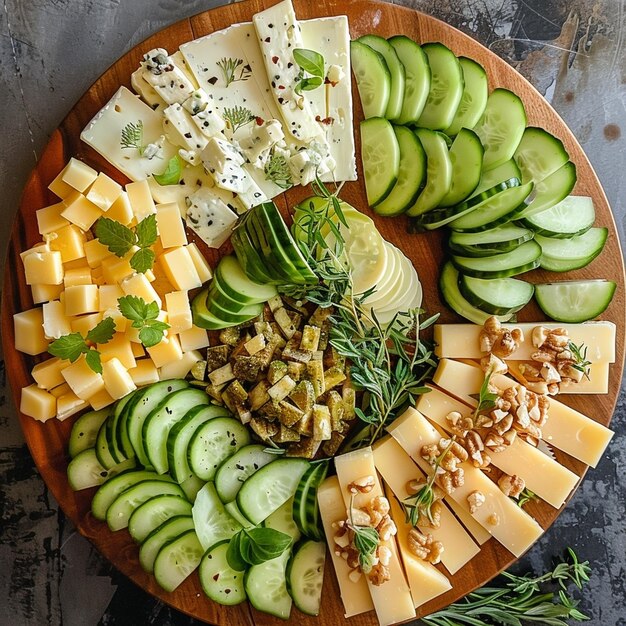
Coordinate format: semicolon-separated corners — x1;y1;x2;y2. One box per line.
444;497;492;545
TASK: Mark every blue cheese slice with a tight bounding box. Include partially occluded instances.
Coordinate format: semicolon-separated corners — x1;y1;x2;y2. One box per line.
185;187;238;248
140;48;196;105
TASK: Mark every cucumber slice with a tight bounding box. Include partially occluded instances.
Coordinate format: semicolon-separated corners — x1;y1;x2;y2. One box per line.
139;515;195;574
192;482;242;551
535;280;617;323
231;226;275;284
474;88;527;170
154;529;203;592
264;497;301;544
104;405;127;465
207;295;263;325
514;126;569;183
188;417;251;482
388;35;431;124
237;458;310;525
515;161;577;219
360;117;400;206
224;501;255;529
459;275;535;315
214;444;276;503
214;254;277;304
406;128;452;216
449;181;533;232
358;35;405;120
521;195;595;239
439;128;484;207
112;390;140;460
448;224;534;257
445;57;489;136
293;461;328;541
67;448;135;491
245;550;292;620
536;227;608;272
350;40;390;118
471;159;521;197
94;417;118;470
373;125;426;216
180;474;206;502
206;280;255;315
287;540;326;616
451;240;542;279
199;540;247;606
128;494;193;543
191;288;234;330
69;408;110;458
440;261;513;324
417;43;464;130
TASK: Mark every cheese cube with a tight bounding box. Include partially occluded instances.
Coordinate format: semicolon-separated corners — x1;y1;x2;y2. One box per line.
156;202;188;248
98;333;137;370
186;242;212;283
14;308;49;354
102;357;137;399
89;387;116;410
56;390;89;421
159;247;202;291
131;342;145;358
36;202;70;235
101;254;134;284
31;283;64;305
106;191;134;225
42;300;72;339
164;291;192;333
31;357;68;390
120;272;162;309
99;284;124;311
70;312;103;336
63;258;90;270
64;285;100;316
64;266;92;287
86;172;122;211
61;158;98;192
129;358;159;386
22;248;64;285
84;238;114;268
147;334;183;368
48;165;75;199
48;224;86;263
61;192;103;231
159;349;202;379
20;385;57;422
178;325;209;352
49;382;71;398
126;179;156;222
62;355;105;400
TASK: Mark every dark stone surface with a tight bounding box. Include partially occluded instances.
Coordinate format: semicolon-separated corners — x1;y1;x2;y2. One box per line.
1;0;624;624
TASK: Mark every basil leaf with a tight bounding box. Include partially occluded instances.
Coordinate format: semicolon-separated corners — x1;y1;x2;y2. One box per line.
293;48;324;78
153;155;182;186
226;532;247;572
244;527;291;564
295;76;323;95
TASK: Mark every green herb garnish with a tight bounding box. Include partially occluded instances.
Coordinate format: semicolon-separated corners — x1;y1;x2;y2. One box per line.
226;527;292;571
517;487;539;508
347;494;379;573
117;295;169;347
472;369;499;419
293;48;325;95
222;105;255;134
153;155;182;186
120;120;144;154
216;57;251;87
48;317;116;374
264;152;292;189
569;341;592;381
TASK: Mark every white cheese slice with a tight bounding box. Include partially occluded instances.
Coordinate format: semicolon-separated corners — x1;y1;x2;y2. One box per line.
130;68;166;111
185;187;238;248
162;103;209;163
140;48;196;105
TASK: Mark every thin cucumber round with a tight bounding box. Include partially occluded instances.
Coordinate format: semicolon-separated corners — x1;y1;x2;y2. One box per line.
192;482;242;551
67;448;135;491
451;240;542;279
153;529;203;592
448;224;534;257
474;88;527;170
459;274;535;315
179;474;205;502
439;128;484;207
287;540;326;616
515;161;577;219
417;43;464;130
224;501;255;529
360;117;400;207
470;159;521;198
445;57;488;136
207;296;263;325
264;497;301;544
536;227;608;272
69;408;110;459
520;195;595;238
350;40;390;118
535;280;617;323
373;125;426;216
199;540;247;606
514;126;569;183
128;494;193;543
215;254;278;304
388;35;431;124
358;35;405;121
104;405;127;465
139;515;195;574
245;550;292;620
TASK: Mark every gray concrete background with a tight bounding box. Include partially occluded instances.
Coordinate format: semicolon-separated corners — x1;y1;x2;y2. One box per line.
1;0;625;624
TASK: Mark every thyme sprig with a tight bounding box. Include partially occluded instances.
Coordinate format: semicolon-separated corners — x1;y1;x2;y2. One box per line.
421;548;591;625
569;341;592;381
223;106;255;134
216;57;251;86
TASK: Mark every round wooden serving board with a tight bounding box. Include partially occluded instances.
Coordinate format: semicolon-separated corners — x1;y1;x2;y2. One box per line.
2;1;625;624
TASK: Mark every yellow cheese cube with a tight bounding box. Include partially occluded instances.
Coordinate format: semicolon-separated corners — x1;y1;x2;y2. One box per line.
156;202;188;248
31;357;68;390
48;164;75;199
20;242;48;261
89;387;116;410
106;191;134;225
98;333;136;370
159;247;202;291
64;266;92;287
164;291;192;333
99;284;124;311
48;224;87;263
49;382;71;398
56;390;89;421
43;300;73;339
159;349;202;379
101;254;134;284
84;238;114;268
186;243;212;284
20;384;57;422
62;355;105;400
61;157;98;192
179;325;210;352
64;284;99;316
120;272;162;309
22;248;64;285
31;283;64;305
86;172;122;211
63;257;90;270
61;192;103;231
147;334;183;368
102;357;137;399
126;179;156;222
131;342;145;358
70;312;103;336
129;359;159;386
13;308;49;355
36;202;70;235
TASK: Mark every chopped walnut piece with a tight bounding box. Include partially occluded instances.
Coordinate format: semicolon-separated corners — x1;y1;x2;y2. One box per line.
369;562;391;586
498;474;525;498
526;380;549;395
348;475;375;494
480;316;523;358
467;490;486;514
480;353;508;375
407;528;444;564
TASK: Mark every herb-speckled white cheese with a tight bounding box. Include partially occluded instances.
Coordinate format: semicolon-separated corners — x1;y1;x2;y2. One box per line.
141;48;195;105
185;187;238;248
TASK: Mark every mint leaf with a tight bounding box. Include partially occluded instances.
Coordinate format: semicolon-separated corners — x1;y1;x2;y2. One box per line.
86;317;116;345
95;217;136;257
117;295;150;323
153;155;182;186
48;333;87;362
84;349;103;374
135;214;158;249
130;248;155;274
293;48;324;78
139;325;164;347
144;301;161;321
118;296;167;347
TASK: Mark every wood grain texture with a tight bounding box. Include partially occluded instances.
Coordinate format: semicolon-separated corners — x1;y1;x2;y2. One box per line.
1;0;624;624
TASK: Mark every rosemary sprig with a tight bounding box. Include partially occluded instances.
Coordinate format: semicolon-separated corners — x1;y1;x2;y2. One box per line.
347;494;379;573
420;548;591;625
120;120;144;154
569;341;592;381
222;105;255;134
216;57;251;86
517;487;539;508
264;152;292;189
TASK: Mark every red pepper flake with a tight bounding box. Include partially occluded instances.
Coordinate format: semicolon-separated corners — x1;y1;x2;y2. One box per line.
255;116;265;126
278;85;285;90
272;55;279;64
315;115;335;126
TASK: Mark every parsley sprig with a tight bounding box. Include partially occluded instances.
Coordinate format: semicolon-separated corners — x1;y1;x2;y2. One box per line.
48;317;116;374
569;341;592;381
117;296;169;347
95;215;158;274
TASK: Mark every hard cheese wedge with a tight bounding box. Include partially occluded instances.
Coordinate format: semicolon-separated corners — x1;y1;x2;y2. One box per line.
373;435;480;574
416;386;579;509
317;476;374;618
388;408;544;557
334;447;416;626
433;359;614;468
